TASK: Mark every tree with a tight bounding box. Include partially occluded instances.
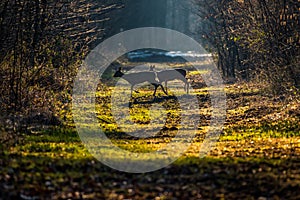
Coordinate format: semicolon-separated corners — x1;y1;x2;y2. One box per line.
195;0;299;92
0;0;122;128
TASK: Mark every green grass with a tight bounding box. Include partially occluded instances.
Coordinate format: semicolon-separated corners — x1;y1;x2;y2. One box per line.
5;79;296;164
6;116;297;164
1;79;300;199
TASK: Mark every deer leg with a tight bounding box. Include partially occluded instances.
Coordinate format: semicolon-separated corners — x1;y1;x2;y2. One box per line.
183;80;189;94
165;81;168;93
181;78;189;94
131;85;134;97
160;83;168;95
152;84;158;97
186;81;189;94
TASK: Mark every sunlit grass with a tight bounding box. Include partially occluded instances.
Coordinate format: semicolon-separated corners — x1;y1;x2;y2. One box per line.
6;81;298;168
187;70;210;76
227;106;250;115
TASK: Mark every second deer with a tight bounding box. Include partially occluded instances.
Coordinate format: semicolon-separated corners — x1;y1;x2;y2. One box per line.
113;67;168;98
150;65;189;94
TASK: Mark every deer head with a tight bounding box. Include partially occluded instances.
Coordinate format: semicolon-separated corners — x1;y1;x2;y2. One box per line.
113;67;124;77
149;65;155;71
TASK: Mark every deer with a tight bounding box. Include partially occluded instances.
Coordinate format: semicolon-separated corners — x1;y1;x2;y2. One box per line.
150;65;189;94
113;67;168;98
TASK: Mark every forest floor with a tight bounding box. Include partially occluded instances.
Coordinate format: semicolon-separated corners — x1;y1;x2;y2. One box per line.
0;62;300;199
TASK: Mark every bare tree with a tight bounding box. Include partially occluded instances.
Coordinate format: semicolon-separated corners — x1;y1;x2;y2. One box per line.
195;0;299;92
0;0;122;128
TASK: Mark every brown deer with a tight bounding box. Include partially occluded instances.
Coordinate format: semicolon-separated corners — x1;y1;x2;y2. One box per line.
113;67;168;98
150;65;189;94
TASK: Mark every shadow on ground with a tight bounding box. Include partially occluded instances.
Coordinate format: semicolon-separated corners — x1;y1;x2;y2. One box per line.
1;148;300;199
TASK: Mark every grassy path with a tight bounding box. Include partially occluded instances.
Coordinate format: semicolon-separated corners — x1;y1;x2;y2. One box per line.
1;68;299;199
1;131;300;199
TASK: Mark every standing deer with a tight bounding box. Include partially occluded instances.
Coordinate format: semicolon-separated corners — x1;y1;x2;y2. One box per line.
113;67;168;98
150;65;189;94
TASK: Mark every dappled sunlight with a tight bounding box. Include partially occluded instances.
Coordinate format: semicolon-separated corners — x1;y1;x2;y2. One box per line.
0;0;299;198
